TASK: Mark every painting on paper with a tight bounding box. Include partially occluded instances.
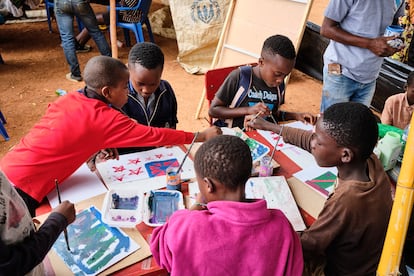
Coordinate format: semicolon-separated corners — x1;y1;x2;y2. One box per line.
221;127;269;162
293;166;338;197
305;171;337;196
245;176;306;231
96;146;196;188
52;206;139;276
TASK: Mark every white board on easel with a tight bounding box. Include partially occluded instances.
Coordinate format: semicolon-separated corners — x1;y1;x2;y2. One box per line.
214;0;314;67
195;0;314;119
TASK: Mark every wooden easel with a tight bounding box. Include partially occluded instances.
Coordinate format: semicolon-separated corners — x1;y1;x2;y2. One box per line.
194;0;314;119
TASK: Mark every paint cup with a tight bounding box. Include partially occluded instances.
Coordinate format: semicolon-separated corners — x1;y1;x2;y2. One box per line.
258;156;273;177
384;25;404;48
384;25;404;37
166;166;181;191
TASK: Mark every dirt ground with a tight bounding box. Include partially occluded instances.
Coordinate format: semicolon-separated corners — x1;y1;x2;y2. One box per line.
0;1;327;157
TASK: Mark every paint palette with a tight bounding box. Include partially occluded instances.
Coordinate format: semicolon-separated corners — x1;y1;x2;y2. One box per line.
102;188;144;228
143;190;185;227
102;188;185;228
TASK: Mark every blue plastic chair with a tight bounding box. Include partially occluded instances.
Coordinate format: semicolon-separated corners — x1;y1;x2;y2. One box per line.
45;0;83;33
0;110;10;141
110;0;154;46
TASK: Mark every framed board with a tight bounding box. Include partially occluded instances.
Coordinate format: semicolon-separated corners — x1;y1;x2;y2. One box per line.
212;0;314;68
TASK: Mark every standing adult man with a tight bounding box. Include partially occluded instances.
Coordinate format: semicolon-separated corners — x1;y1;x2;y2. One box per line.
320;0;400;112
55;0;111;82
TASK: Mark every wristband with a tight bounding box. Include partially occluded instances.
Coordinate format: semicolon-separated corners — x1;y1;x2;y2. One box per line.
280;111;286;121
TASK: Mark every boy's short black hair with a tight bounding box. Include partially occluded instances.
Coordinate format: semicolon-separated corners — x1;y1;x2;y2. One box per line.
194;135;252;191
322;102;378;160
128;42;164;70
84;56;128;89
407;70;414;87
262;34;296;60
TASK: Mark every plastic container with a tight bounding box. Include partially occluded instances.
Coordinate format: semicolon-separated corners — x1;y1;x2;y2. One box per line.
55;89;67;96
377;131;403;171
258;156;273;177
384;25;404;48
102;188;144;228
102;188;185;228
166;166;181;191
378;123;404;139
384;25;404;37
143;190;185;227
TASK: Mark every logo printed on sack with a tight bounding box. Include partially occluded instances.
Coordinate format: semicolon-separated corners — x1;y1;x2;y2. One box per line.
191;0;221;24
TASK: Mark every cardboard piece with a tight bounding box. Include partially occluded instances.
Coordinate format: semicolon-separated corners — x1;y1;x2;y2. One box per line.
287;176;326;220
37;193;152;275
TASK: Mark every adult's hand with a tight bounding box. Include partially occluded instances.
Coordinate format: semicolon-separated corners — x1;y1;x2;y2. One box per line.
367;36;401;57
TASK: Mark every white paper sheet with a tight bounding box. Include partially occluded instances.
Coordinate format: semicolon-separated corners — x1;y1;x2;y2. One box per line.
47;163;107;208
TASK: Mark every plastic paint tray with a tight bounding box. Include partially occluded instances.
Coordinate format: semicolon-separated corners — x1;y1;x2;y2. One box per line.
102;188;144;228
102;188;185;228
143;190;185;227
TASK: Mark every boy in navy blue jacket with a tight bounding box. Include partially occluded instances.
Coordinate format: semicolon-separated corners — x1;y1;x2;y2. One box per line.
121;42;178;154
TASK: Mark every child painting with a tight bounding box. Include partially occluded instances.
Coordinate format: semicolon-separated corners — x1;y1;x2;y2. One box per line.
0;56;221;217
150;135;304;275
208;34;316;129
247;102;393;275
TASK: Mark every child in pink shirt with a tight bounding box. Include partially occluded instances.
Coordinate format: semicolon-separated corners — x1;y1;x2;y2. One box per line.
150;135;303;275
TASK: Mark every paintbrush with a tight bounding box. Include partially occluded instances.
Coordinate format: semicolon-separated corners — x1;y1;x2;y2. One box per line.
270;125;284;160
252;86;278;124
55;179;71;252
176;132;199;174
241;111;264;132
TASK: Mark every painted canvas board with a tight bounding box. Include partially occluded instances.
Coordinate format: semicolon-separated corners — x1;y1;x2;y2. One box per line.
221;127;269;162
245;176;306;231
52;206;139;276
305;171;337;196
293;166;338;197
96;146;195;190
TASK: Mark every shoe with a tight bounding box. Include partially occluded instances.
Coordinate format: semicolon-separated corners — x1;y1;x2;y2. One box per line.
66;73;83;82
75;44;92;53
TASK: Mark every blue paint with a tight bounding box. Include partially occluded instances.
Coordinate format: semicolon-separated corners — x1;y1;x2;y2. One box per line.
148;190;180;224
52;206;132;275
111;193;139;210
